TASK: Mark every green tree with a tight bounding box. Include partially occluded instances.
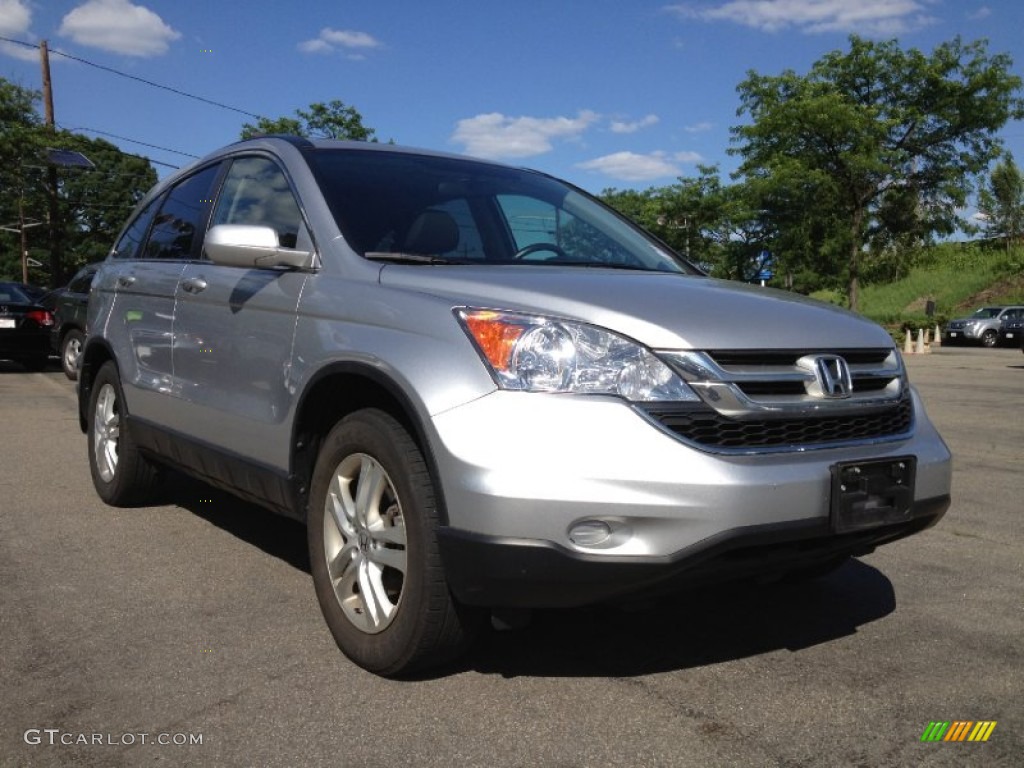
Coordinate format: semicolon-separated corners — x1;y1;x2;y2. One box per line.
602;166;743;273
0;76;157;285
0;79;47;283
57;132;158;268
977;153;1024;251
733;36;1024;310
240;99;378;141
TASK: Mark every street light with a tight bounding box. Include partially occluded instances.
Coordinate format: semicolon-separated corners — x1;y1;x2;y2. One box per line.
0;218;44;284
6;148;94;286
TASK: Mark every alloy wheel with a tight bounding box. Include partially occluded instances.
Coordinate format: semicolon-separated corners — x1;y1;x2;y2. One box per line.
93;382;120;483
322;453;407;634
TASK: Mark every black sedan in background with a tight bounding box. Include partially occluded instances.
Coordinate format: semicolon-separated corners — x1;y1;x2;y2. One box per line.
0;281;55;371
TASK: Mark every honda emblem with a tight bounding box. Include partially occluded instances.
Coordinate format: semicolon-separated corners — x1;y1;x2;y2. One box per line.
798;354;853;399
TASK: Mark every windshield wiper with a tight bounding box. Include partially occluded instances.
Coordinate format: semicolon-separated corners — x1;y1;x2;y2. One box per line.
364;251;458;265
540;260;677;273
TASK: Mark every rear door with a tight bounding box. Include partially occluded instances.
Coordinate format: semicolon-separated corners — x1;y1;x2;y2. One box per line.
98;163;222;424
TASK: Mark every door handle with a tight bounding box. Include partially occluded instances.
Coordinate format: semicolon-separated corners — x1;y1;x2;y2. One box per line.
116;275;136;288
181;277;208;294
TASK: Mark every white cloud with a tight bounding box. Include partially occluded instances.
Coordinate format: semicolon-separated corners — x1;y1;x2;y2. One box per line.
58;0;180;57
610;114;660;134
451;111;599;159
684;121;714;133
299;27;382;56
967;6;992;21
298;38;331;54
577;150;703;182
667;0;939;36
674;150;704;164
0;0;30;35
0;0;38;61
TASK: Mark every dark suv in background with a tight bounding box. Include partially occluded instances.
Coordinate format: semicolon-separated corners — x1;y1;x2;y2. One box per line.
43;263;99;379
998;315;1024;349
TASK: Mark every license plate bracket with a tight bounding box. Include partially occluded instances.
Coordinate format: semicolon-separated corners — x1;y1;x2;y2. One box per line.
830;457;915;533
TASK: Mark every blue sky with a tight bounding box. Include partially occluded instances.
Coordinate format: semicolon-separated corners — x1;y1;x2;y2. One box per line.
2;0;1024;194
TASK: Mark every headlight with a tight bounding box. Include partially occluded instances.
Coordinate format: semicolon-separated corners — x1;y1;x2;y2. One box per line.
456;308;698;402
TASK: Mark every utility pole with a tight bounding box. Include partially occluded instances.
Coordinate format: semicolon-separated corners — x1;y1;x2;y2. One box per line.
19;200;29;283
40;40;55;126
40;40;64;286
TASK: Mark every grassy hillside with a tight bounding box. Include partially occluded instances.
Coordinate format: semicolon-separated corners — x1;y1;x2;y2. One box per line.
811;242;1024;333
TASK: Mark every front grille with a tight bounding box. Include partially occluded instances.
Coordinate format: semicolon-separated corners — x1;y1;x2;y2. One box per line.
641;394;913;451
653;347;911;452
705;348;893;367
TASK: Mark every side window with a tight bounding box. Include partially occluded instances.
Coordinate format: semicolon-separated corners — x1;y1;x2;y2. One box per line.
68;268;95;294
144;164;221;260
211;156;303;248
112;196;160;260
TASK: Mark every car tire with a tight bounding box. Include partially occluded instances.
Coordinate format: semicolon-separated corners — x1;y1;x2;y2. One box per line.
981;329;998;347
61;329;85;380
87;361;160;506
307;408;482;676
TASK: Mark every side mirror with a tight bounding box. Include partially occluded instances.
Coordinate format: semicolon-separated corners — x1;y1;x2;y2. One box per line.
204;224;312;270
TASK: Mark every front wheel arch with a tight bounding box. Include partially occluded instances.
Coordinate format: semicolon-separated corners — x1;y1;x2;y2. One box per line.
291;364;447;524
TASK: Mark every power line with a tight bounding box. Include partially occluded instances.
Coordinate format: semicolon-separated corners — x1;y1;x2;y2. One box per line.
58;124;200;159
0;35;264;119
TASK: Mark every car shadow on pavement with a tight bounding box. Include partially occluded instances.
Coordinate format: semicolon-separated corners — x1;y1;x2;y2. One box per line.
159;470;896;680
464;560;895;679
161;470;310;573
0;358;61;374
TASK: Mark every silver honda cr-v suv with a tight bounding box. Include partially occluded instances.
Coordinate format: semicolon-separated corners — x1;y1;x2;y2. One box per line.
79;136;952;676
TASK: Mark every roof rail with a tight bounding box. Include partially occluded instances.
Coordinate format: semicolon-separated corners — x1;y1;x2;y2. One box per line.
236;134;315;150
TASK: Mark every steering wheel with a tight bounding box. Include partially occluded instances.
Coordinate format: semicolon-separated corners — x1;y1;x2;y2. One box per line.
513;242;568;260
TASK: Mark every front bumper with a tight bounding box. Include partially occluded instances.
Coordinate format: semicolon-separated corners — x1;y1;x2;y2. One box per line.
429;388;952;607
438;495;948;607
943;326;981;343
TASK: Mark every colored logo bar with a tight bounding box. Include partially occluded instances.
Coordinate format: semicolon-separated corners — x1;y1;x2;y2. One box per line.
920;721;997;742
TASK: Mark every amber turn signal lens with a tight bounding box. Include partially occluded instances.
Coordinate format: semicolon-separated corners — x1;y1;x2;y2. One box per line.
461;311;526;372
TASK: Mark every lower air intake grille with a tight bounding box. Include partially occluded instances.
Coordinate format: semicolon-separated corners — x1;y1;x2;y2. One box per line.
641;394;913;451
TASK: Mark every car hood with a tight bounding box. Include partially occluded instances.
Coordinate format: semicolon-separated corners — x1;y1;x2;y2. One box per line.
378;265;893;350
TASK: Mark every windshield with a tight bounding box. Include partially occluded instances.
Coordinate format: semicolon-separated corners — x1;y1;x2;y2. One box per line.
971;308;1002;318
307;149;698;274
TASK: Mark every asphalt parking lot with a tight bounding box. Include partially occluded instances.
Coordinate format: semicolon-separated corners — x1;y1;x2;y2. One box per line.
1;345;1021;767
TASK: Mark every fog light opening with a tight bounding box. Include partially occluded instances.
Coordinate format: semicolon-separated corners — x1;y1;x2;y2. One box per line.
569;519;613;548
